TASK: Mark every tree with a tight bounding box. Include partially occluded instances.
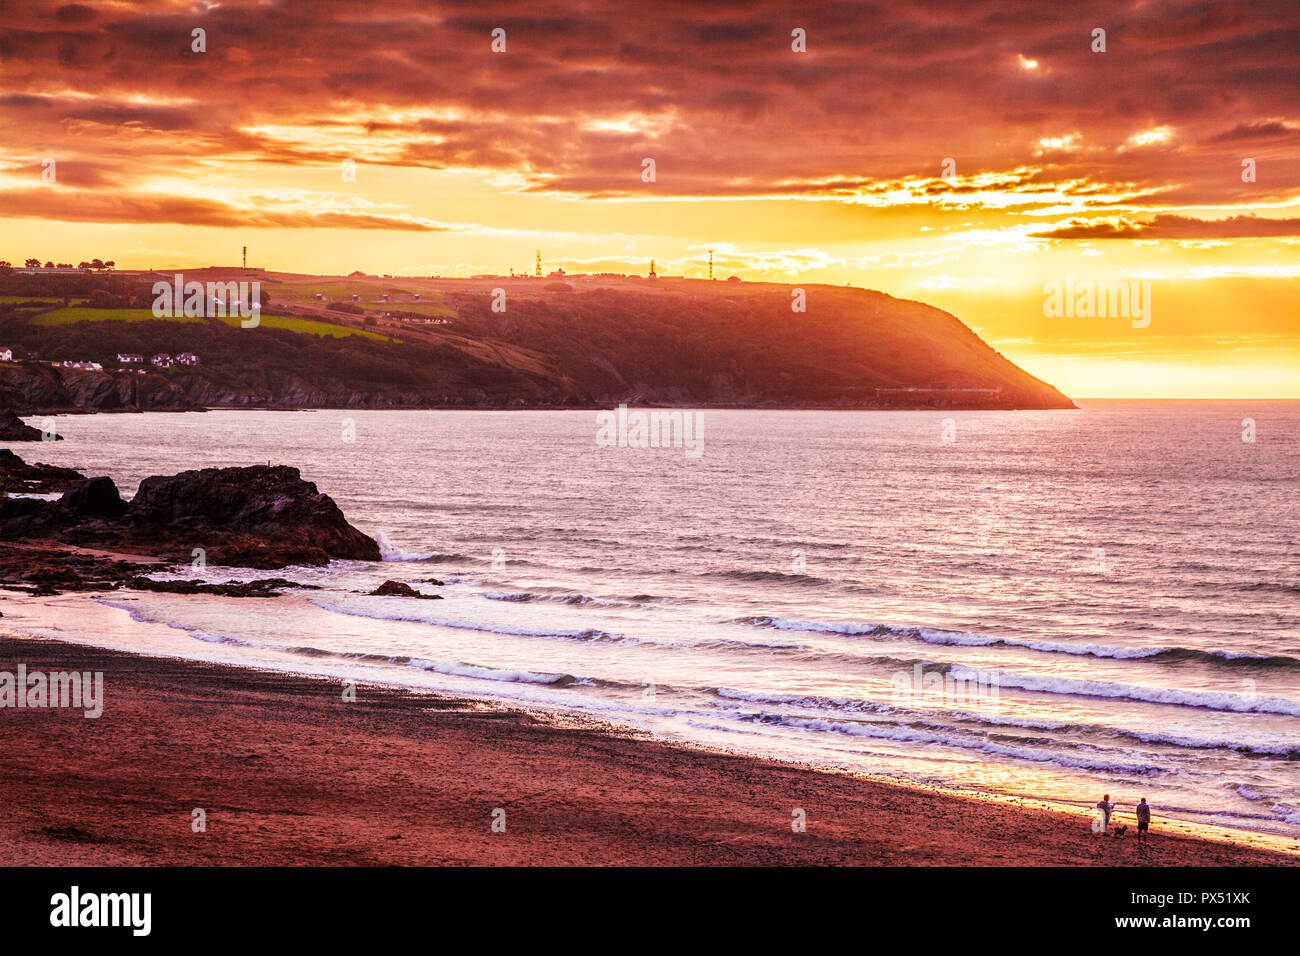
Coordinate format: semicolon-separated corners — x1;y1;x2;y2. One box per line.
25;259;40;268
90;258;105;271
105;261;115;270
43;261;54;269
78;261;91;270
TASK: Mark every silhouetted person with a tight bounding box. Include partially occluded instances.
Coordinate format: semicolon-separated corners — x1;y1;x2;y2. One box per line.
1136;797;1151;842
1096;794;1115;834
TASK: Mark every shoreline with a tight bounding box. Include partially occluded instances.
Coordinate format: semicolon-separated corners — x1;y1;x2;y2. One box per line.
2;632;1296;866
17;401;1080;415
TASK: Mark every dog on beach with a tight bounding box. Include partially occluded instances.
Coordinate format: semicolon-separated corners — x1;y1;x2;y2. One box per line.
1112;825;1128;837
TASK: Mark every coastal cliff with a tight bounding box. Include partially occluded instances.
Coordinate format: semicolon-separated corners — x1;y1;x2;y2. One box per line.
0;273;1075;412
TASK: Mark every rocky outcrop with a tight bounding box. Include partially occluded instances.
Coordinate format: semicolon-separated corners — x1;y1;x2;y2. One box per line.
0;409;60;441
61;476;129;518
0;453;380;569
119;465;381;567
0;542;155;595
370;579;442;599
125;577;320;597
0;448;86;493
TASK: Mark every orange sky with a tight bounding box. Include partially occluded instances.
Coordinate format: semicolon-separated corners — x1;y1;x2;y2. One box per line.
2;0;1297;397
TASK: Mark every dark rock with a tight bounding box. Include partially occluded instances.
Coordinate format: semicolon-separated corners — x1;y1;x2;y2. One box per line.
371;579;442;599
1;470;125;538
59;477;127;518
0;541;155;595
0;409;61;441
0;448;86;493
115;465;382;568
125;576;320;597
0;452;380;570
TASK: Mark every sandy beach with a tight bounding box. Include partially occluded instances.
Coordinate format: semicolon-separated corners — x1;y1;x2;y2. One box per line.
2;634;1295;867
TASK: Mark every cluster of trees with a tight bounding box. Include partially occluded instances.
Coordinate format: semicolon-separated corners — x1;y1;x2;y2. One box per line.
0;259;116;271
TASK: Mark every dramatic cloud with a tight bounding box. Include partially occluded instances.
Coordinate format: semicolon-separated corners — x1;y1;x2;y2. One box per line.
1032;214;1300;239
0;1;1296;220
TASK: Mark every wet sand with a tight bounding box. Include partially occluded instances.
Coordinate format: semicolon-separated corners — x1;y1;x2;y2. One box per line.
1;634;1296;866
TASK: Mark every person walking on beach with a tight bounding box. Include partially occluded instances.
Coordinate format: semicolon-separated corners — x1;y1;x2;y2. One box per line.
1136;797;1151;842
1096;794;1115;834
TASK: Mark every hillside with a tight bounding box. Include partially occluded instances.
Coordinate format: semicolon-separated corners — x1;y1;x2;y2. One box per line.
0;269;1074;411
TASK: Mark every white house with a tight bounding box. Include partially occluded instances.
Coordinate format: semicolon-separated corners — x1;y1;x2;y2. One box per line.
0;347;13;362
151;353;173;368
61;360;103;371
177;352;200;366
117;353;144;364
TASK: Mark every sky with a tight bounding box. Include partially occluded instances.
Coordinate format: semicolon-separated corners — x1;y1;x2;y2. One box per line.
1;0;1297;397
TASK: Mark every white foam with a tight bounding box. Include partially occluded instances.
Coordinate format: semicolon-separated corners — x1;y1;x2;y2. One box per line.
917;627;1165;659
310;596;632;643
948;665;1300;716
373;530;436;562
749;713;1161;776
406;657;587;686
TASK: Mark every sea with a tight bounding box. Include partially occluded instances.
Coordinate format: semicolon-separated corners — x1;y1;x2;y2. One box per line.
5;401;1298;838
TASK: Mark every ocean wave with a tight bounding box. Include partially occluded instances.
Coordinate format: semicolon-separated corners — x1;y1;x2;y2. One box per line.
98;600;254;646
738;616;1300;668
705;570;829;585
713;684;1300;757
735;616;905;636
1231;785;1300;825
695;638;806;652
947;665;1300;717
373;531;438;562
309;597;641;644
480;590;632;609
943;710;1300;758
186;629;252;646
734;711;1165;777
1148;647;1300;669
713;686;896;714
1234;581;1300;595
281;643;593;687
919;629;1300;668
408;657;591;687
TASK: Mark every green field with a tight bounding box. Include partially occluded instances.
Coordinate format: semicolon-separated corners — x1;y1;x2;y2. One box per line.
32;308;393;341
274;282;457;317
